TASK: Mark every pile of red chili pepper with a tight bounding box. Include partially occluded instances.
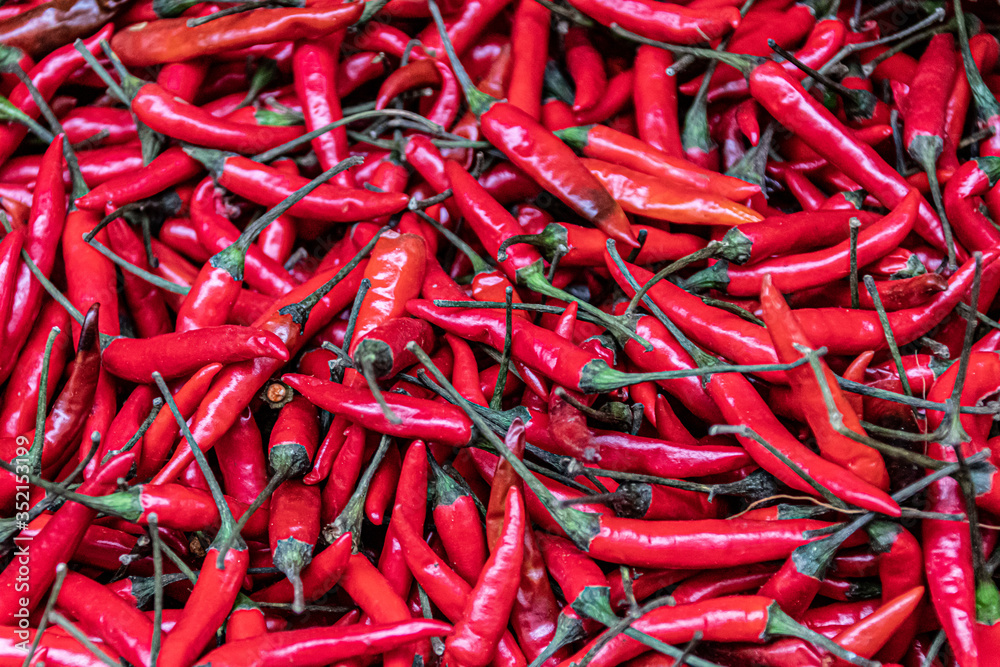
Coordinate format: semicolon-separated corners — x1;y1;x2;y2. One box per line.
3;0;1000;665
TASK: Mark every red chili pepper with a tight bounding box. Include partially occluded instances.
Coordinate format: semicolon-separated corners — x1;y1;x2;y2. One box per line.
506;0;548;119
564;27;606;113
789;273;949;311
444;486;525;667
339;553;417;667
252;531;352;605
417;0;510;60
582;157;763;226
106;219;173;337
713;209;881;266
293;35;355;187
749;59;954;255
564;0;739;44
199;151;410;223
430;457;487;586
75;146;203;212
685;189;918;295
214;407;269;508
761;275;889;489
0;299;70;436
269;479;321;612
944;158;1000;252
0;135;65;383
102;325;289;383
110;2;363;66
199;617;451;667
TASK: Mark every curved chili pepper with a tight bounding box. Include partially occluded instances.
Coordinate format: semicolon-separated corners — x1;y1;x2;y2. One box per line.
0;26;109;169
196;619;452;667
790;272;949;311
671;562;778;605
337;51;389;98
944;157;1000;252
111;2;363;66
713;209;881;266
688;190;918;295
200;150;410;223
75;147;202;211
761;275;889;489
339;553;417;667
749;59;953;255
565;0;738;44
633;46;682;157
786;247;1000;354
284;374;473;447
607;261;782;380
555;124;760;200
866;521;923;663
583;158;762;226
54;572;154;667
133;83;302;154
376;60;442;110
0;135;66;383
252;531;351;605
564;27;605;113
103;325;289;383
294;35;354;186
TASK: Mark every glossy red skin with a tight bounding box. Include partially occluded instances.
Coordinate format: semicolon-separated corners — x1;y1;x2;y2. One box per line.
134;485;268;537
294;35;355;186
215;408;269;507
559;597;773;667
750;60;953;255
525;410;748;478
103;326;289;383
0;26;110;168
284;374;473;448
151;261;367;485
136;364;223;482
110;2;363;66
217;155;410;223
55;573;154;667
564;0;739;45
479;101;637;248
609;261;782;383
253;532;353;605
708;371;899;516
75;147;202;211
107;220;173;337
155;546;250;667
0;136;66;384
132;83;303;153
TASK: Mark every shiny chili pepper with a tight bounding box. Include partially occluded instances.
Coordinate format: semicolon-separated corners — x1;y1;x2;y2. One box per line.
132;83;302;154
195;619;452;667
944;157;1000;252
75;147;202;211
760;274;889;489
110;2;363;66
269;479;321;613
750;59;953;255
685;189;918;295
507;0;548;119
582;158;763;226
0;135;66;383
564;0;738;44
102;325;289;383
430;456;488;586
